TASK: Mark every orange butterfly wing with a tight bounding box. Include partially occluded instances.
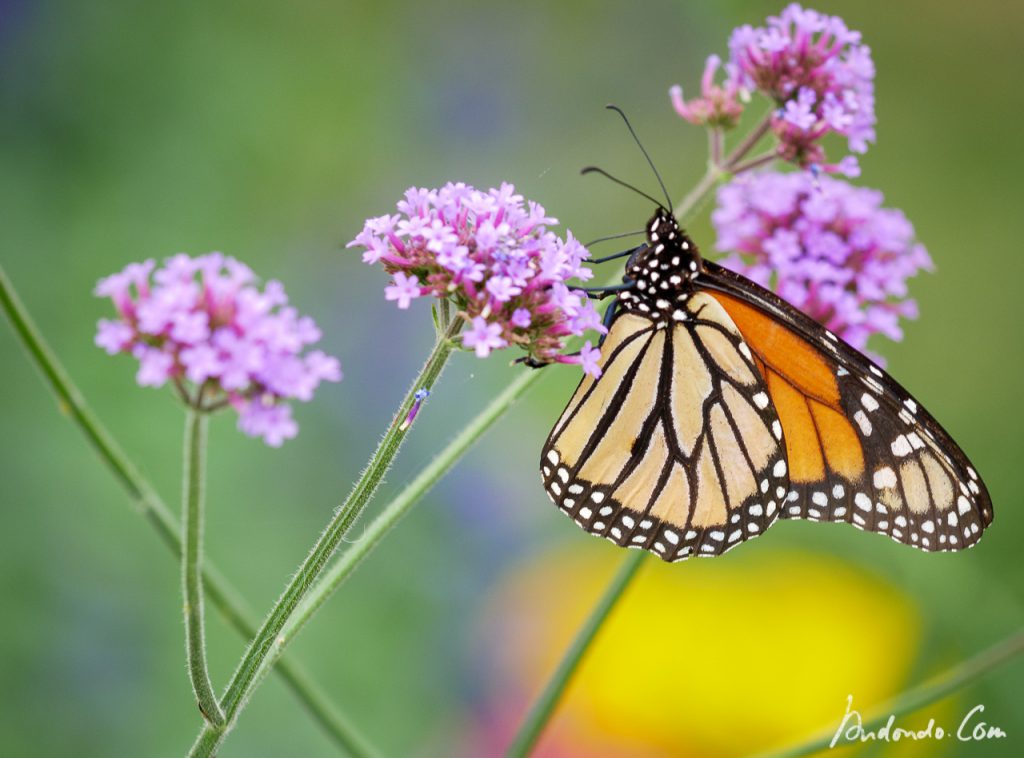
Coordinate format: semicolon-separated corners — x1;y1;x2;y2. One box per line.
702;261;993;552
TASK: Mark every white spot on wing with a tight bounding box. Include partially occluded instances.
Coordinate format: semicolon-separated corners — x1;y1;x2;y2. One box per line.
873;467;897;489
891;435;913;457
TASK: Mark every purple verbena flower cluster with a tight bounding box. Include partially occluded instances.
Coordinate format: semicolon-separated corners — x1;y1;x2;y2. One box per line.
94;253;342;446
712;172;932;362
729;3;875;169
670;4;874;176
347;182;606;376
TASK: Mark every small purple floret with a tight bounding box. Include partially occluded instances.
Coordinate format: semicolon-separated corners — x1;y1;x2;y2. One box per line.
462;316;508;358
384;271;423;309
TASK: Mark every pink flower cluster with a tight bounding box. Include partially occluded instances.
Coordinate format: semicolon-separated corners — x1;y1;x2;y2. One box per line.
94;253;342;446
347;182;606;376
730;3;875;168
712;172;933;363
670;4;875;174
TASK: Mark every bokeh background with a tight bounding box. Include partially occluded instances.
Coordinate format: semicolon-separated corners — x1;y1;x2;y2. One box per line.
2;1;1022;756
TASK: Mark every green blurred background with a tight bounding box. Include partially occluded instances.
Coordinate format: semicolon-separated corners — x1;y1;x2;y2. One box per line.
2;1;1022;755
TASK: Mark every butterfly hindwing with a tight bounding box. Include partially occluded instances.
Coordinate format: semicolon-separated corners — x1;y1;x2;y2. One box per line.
701;261;993;552
542;291;788;561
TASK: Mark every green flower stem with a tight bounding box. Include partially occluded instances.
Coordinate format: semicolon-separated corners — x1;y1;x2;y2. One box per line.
506;551;646;757
181;408;224;725
190;316;465;757
0;264;377;757
723;110;775;171
755;625;1024;758
264;368;543;690
729;150;779;176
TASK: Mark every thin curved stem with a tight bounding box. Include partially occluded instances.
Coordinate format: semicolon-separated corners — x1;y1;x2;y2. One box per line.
729;150;779;176
182;408;224;725
190;316;464;757
723;110;774;170
262;368;542;690
505;551;646;757
0;264;376;756
754;625;1024;758
709;127;723;169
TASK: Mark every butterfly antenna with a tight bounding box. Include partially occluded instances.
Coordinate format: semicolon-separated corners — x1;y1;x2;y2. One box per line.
581;166;665;210
605;104;673;211
584;229;644;246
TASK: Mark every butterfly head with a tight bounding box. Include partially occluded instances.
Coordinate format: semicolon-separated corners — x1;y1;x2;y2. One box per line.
624;208;704;292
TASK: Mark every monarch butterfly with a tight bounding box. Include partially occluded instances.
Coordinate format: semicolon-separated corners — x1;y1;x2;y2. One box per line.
540;113;993;562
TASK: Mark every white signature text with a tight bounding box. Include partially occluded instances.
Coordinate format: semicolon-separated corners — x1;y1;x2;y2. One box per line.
830;695;1007;747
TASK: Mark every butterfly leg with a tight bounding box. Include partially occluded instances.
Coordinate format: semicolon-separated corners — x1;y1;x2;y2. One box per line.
589;244;644;265
515;284;627;368
581;281;634;299
515;356;552;369
516;338;604;368
597;298;619;347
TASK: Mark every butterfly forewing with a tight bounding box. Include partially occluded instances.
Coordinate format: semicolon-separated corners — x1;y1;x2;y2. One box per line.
542;291;789;561
702;261;993;552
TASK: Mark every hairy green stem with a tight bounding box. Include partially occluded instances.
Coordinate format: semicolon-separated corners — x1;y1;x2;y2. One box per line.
755;625;1024;758
0;264;376;756
506;551;645;757
182;408;224;725
190;316;464;757
261;368;542;693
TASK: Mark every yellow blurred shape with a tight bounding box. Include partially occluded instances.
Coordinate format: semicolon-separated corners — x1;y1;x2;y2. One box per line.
482;546;921;757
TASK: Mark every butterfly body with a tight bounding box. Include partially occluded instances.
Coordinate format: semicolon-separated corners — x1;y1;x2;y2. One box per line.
541;208;993;561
